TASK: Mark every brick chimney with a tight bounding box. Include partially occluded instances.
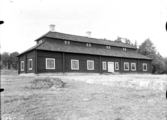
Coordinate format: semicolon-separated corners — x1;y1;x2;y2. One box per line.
49;24;55;32
86;31;91;38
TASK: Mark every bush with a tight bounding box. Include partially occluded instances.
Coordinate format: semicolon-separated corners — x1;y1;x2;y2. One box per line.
29;77;65;89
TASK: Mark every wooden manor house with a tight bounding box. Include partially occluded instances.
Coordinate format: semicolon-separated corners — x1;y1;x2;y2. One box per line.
17;25;152;75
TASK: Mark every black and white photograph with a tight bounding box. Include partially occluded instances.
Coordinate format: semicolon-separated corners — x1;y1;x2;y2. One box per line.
1;0;167;119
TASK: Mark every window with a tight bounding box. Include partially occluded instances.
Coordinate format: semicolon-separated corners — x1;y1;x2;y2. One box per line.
64;40;70;45
46;58;55;69
71;59;79;70
124;62;129;71
123;48;127;51
106;46;111;49
87;60;94;70
38;40;43;44
64;41;68;44
131;63;136;71
143;63;147;71
21;61;24;71
115;62;119;70
86;43;91;47
28;59;33;70
102;61;106;70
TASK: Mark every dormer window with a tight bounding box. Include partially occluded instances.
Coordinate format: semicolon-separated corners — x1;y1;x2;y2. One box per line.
123;48;127;51
106;46;111;49
86;43;91;47
38;40;43;44
64;40;70;45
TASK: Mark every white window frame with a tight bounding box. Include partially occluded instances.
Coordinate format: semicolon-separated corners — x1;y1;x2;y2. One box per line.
87;60;94;70
131;63;136;71
115;62;119;70
71;59;79;70
86;43;91;47
46;58;55;69
124;62;129;71
123;48;127;51
28;59;33;70
102;61;106;70
21;61;24;71
143;63;147;71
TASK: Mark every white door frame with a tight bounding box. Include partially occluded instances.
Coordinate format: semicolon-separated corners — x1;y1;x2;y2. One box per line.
108;62;114;72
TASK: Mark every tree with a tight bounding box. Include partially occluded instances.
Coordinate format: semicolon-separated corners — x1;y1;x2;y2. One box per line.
163;57;167;74
1;52;10;69
138;39;166;74
10;52;19;69
138;38;156;58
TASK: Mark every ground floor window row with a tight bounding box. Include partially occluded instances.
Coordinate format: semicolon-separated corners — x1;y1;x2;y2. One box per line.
20;59;33;71
20;58;148;72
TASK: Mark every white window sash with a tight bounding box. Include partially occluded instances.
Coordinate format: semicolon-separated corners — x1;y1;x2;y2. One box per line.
21;61;24;71
115;62;119;70
131;63;136;71
102;62;106;70
46;58;55;69
71;60;79;70
87;60;94;70
143;63;147;71
28;59;33;70
124;62;129;71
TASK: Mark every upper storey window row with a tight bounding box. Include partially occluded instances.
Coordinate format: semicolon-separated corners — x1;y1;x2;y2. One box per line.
86;43;91;47
62;40;131;51
106;46;111;49
64;40;70;45
123;48;127;51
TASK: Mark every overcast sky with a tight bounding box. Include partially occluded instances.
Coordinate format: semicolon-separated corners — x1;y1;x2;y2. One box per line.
0;0;167;57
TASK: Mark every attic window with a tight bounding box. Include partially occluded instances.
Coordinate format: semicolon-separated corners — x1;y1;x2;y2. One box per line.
86;43;91;47
38;40;43;44
106;46;111;49
123;48;127;51
64;40;70;45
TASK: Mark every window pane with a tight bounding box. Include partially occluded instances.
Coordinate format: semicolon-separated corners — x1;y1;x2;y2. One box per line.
71;60;79;70
46;59;55;69
115;62;119;70
124;63;129;70
87;61;94;70
103;62;106;70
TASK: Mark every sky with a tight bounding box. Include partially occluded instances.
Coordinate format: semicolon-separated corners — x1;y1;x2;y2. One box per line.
0;0;167;57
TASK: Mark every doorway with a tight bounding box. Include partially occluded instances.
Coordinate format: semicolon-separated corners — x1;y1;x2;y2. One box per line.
108;62;114;73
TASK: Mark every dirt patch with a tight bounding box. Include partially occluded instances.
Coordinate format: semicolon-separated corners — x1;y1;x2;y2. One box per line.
26;77;66;89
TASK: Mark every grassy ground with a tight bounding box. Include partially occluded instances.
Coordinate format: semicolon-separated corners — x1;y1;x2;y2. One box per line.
1;70;167;120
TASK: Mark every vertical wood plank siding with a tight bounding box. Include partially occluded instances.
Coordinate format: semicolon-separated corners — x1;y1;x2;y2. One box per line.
19;49;151;74
62;53;65;73
26;51;35;73
99;56;102;74
35;50;37;74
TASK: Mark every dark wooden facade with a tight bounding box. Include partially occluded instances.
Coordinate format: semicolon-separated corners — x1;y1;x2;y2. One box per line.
18;31;152;74
18;50;151;74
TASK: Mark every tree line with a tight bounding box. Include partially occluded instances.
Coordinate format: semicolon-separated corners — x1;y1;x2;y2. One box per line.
1;38;167;74
115;37;167;74
0;52;19;70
